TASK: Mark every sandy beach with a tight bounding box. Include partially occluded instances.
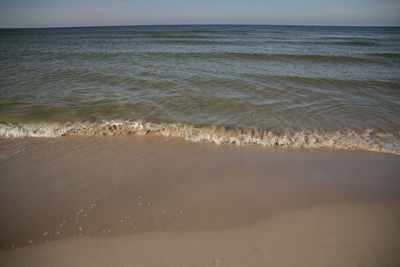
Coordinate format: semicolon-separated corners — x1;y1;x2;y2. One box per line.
0;136;399;266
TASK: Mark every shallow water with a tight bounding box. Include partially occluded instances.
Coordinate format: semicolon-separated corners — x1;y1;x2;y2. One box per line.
1;25;399;153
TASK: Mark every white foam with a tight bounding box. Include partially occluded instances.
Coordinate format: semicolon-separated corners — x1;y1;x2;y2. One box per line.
0;123;70;137
1;121;399;155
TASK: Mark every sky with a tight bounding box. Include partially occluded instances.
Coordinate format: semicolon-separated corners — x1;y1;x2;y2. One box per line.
0;0;399;28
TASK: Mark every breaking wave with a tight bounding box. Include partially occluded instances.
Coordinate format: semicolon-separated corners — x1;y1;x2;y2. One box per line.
1;121;399;155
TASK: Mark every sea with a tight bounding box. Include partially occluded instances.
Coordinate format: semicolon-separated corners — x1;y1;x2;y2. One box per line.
1;25;399;154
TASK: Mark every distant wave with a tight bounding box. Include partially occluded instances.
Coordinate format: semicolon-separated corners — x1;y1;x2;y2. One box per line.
115;30;225;35
367;53;400;58
101;34;218;40
37;70;176;87
1;121;399;155
30;51;377;64
147;52;375;63
146;40;237;45
242;74;400;90
83;35;382;47
329;41;378;46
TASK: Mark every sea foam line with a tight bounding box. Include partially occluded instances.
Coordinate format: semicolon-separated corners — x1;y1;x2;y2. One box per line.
0;121;399;155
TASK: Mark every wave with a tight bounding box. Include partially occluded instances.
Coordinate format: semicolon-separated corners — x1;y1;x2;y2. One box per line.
28;51;378;65
1;121;399;155
367;53;400;59
330;41;378;46
38;70;175;88
242;74;400;91
147;40;237;45
148;52;375;63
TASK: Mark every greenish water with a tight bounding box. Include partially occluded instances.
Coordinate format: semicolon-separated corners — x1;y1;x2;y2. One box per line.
1;25;399;153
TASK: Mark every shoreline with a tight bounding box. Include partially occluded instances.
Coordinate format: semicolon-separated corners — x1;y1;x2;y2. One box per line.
1;121;399;155
1;136;400;266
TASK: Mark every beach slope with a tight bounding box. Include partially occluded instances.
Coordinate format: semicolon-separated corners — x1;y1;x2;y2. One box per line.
0;136;399;266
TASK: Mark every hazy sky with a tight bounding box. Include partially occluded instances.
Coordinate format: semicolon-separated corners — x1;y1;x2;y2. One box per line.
0;0;399;28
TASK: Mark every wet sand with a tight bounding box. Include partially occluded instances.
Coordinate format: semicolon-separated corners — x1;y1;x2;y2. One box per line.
0;136;400;266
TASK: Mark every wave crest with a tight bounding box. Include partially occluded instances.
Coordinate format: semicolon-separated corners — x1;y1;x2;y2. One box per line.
1;121;399;155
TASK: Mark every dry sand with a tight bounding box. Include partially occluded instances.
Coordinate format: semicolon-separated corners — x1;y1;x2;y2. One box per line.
0;136;399;266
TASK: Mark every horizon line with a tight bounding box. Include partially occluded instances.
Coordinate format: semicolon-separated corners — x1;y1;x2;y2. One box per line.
1;23;400;30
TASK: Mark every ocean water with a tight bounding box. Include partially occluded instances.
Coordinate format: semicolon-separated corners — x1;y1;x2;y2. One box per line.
1;25;400;154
